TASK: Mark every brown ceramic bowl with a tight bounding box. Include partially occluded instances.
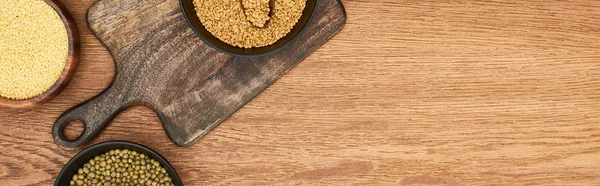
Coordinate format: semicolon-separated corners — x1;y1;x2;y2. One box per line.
0;0;79;109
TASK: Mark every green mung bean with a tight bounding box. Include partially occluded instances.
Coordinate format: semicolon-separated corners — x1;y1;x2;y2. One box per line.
69;149;174;186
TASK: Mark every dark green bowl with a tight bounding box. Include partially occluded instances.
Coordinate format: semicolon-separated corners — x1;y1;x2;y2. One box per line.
180;0;318;57
55;141;183;186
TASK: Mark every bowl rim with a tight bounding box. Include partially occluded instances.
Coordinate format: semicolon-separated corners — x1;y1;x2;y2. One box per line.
54;141;183;186
0;0;80;109
179;0;319;57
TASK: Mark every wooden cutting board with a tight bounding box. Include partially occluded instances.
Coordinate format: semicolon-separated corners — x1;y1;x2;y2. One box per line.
53;0;346;149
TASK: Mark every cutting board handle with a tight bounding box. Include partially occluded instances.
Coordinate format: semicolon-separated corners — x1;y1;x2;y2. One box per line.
52;86;128;150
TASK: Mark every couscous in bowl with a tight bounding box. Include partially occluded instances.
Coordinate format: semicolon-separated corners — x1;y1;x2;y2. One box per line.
0;0;79;109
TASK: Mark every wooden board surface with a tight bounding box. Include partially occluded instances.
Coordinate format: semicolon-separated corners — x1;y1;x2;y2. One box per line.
1;0;600;185
52;0;345;149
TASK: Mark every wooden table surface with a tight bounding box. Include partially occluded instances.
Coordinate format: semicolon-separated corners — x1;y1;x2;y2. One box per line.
2;0;600;185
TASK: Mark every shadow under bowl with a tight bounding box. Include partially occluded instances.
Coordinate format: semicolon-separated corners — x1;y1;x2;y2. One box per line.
180;0;318;57
55;141;183;186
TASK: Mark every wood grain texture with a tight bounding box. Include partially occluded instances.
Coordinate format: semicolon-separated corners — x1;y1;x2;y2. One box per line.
0;0;80;109
51;0;345;149
2;0;600;185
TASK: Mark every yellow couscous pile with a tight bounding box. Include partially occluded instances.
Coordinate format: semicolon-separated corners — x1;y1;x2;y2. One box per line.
0;0;69;100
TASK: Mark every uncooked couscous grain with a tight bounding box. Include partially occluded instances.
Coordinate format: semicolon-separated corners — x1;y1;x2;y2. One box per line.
0;0;69;100
193;0;307;48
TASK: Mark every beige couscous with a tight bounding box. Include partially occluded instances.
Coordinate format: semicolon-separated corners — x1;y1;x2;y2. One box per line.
0;0;69;100
193;0;307;48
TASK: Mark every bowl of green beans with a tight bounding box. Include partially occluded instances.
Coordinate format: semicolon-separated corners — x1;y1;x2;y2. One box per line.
55;141;183;186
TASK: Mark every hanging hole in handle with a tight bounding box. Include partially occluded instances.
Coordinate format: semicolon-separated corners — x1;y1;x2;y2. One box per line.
63;120;85;141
